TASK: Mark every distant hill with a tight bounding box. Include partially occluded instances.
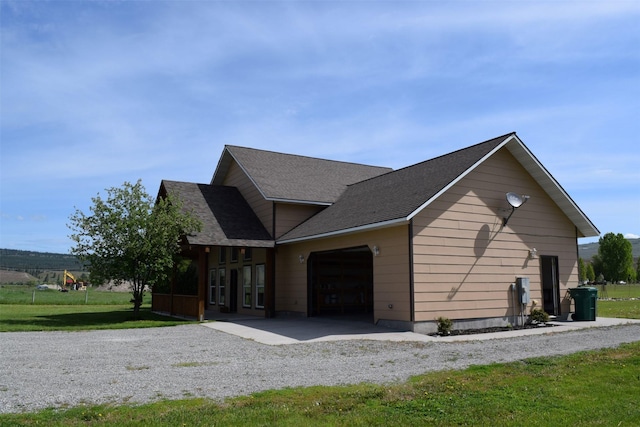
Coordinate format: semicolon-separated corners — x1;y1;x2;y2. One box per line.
0;269;38;284
1;241;636;273
0;249;86;272
578;238;640;261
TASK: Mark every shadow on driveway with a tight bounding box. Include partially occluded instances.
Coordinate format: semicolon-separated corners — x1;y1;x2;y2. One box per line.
202;313;410;344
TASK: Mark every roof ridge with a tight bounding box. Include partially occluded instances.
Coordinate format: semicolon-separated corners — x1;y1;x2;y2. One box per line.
225;145;392;170
345;132;516;188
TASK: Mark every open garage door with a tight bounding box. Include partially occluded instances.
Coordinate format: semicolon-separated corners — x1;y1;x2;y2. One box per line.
308;246;373;318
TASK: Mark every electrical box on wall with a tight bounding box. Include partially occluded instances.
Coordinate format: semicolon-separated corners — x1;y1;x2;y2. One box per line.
516;277;530;304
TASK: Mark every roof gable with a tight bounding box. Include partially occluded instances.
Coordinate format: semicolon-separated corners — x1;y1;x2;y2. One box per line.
278;133;599;243
161;180;273;248
503;137;599;238
278;134;511;242
211;145;392;204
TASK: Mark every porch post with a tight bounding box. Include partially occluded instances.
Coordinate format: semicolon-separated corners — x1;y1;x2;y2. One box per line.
265;247;275;318
170;261;176;316
197;246;208;321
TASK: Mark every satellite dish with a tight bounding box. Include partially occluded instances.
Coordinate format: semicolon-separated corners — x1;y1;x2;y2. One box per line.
503;192;530;226
506;192;524;208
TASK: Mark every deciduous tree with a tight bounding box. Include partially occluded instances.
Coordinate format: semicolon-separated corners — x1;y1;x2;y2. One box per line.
68;180;201;318
595;233;633;283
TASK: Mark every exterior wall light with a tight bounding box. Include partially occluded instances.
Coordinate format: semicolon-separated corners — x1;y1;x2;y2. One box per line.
503;192;530;226
529;248;538;259
373;246;380;256
298;254;305;264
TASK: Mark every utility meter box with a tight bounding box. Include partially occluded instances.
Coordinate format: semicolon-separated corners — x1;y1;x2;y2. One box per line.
516;277;530;304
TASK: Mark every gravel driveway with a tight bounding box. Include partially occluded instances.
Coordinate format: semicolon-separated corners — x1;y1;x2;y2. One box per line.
2;323;639;414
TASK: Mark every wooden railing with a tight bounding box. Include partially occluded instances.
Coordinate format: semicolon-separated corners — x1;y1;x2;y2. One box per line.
152;293;199;318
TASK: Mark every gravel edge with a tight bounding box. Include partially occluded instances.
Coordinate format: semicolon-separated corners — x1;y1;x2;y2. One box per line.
1;323;639;414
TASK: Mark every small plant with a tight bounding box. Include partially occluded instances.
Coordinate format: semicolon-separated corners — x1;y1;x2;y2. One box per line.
529;308;550;324
527;301;549;324
436;316;453;335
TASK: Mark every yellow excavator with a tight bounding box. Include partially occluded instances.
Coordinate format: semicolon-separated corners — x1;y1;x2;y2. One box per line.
62;270;85;291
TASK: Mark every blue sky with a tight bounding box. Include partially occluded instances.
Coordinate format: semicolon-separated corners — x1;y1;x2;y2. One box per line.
1;1;639;254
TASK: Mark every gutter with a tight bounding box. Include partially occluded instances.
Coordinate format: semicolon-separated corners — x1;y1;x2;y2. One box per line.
277;217;408;245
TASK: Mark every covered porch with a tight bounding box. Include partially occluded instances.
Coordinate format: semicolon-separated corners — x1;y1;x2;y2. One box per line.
152;180;275;321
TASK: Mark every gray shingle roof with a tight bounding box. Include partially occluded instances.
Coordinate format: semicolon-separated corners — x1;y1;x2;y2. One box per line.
277;134;513;242
161;180;274;248
212;146;393;204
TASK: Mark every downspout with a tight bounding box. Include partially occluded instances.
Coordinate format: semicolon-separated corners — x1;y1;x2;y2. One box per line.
409;219;415;323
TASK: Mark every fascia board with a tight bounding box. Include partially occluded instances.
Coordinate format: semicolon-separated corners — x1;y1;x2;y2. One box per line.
212;148;270;201
210;146;231;185
277;218;407;245
505;138;600;237
269;198;332;206
406;134;516;221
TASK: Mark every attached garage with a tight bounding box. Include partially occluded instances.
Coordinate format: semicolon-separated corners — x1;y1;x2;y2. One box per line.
307;246;373;317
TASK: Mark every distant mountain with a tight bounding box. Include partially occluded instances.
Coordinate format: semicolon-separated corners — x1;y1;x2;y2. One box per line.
2;241;636;271
578;238;640;260
0;249;86;272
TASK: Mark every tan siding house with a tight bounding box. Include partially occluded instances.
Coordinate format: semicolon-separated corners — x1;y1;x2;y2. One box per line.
153;133;598;333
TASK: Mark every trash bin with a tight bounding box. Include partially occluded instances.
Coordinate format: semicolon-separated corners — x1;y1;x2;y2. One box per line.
569;287;597;321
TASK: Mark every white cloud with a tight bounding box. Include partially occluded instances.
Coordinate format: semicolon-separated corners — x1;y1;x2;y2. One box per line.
624;233;640;239
1;0;639;252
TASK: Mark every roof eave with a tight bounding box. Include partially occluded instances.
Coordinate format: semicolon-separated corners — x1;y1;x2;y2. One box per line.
268;198;332;206
185;236;275;248
277;218;408;245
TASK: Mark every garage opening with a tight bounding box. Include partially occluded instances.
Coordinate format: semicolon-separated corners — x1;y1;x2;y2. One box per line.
308;246;373;319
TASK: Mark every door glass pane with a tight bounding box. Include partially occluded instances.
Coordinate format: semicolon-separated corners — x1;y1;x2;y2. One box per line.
209;268;216;305
243;265;252;307
256;264;265;308
218;268;226;306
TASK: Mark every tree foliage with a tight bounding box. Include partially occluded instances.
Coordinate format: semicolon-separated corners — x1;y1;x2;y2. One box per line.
578;258;586;282
593;233;634;283
68;180;201;317
585;263;595;283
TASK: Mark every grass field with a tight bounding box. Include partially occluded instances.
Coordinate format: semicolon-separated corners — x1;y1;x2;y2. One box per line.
0;284;143;305
0;305;192;332
1;342;638;426
592;283;640;299
591;284;639;319
0;285;192;332
1;285;639;424
0;284;638;331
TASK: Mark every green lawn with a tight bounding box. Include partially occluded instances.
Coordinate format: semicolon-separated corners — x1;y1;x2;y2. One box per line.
598;299;640;319
0;285;193;332
0;284;148;305
593;283;639;319
0;305;192;332
592;283;640;299
1;342;639;426
1;285;639;425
